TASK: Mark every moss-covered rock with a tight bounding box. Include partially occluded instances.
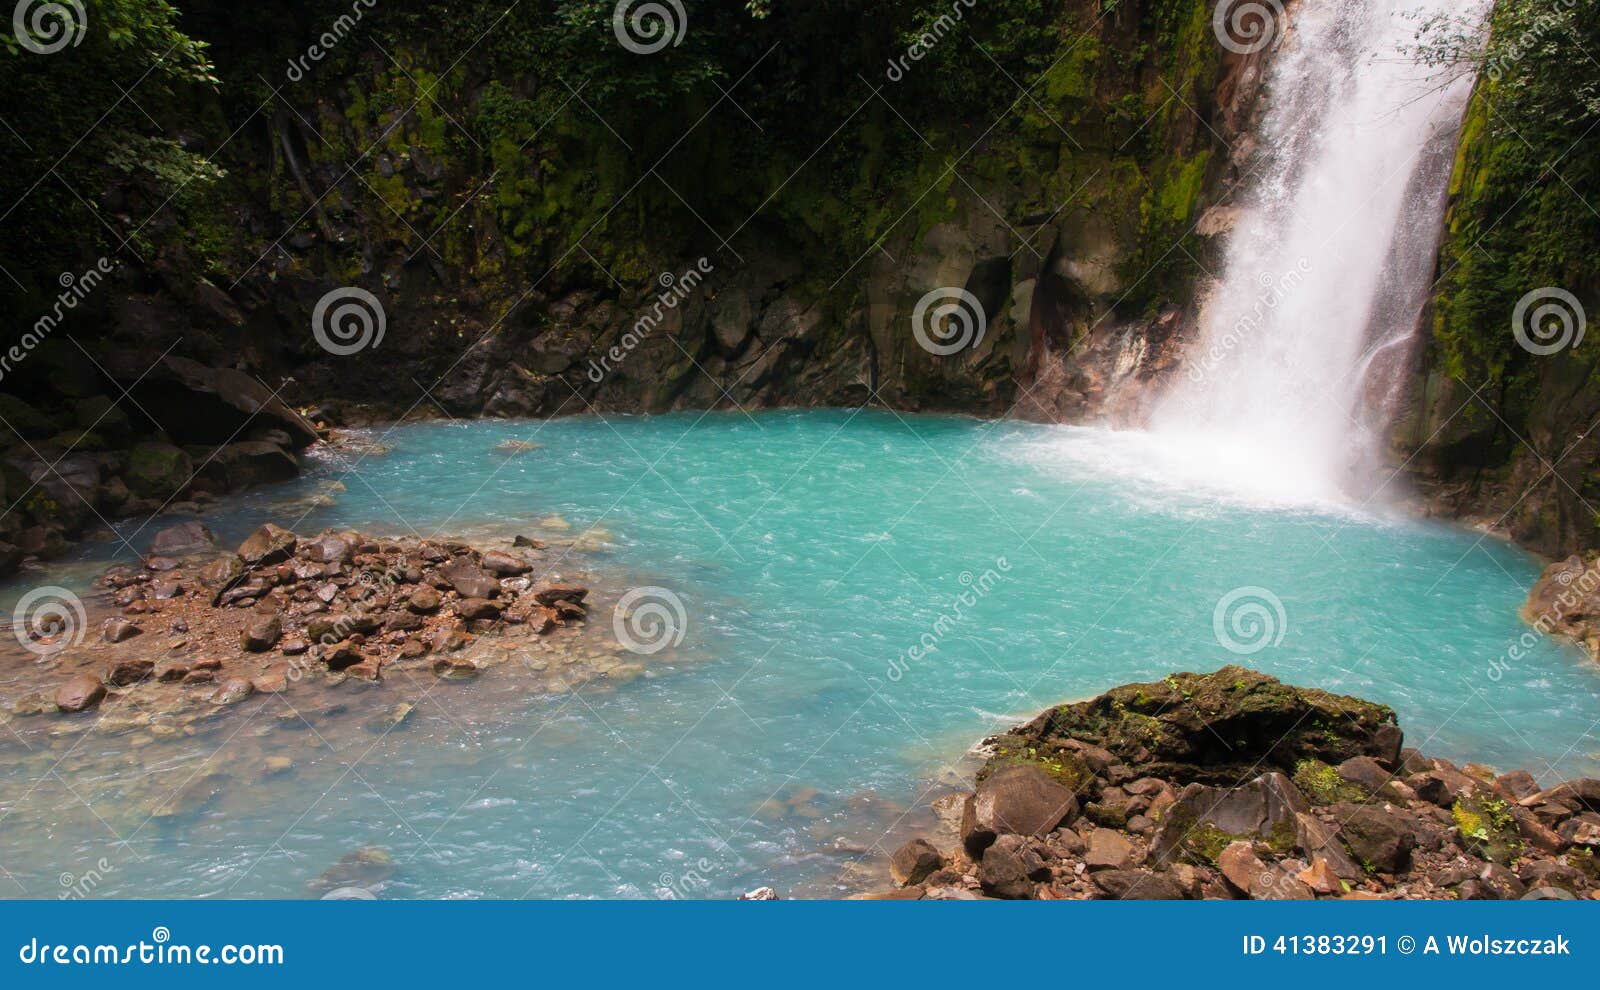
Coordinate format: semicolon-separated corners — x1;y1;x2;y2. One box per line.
1453;791;1523;866
999;666;1401;786
126;442;192;499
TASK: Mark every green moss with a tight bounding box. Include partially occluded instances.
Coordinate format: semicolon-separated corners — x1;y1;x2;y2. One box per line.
1452;793;1522;866
1292;759;1367;805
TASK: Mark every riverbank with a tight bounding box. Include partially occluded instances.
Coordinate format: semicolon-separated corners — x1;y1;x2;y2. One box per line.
859;668;1600;900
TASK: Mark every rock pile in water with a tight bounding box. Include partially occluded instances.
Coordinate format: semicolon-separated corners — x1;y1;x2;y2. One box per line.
30;521;588;712
868;667;1600;900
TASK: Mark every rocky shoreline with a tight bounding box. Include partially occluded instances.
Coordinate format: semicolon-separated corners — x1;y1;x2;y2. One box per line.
861;668;1600;901
7;520;639;722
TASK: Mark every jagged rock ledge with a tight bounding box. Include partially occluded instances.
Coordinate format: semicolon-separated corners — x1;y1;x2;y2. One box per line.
11;521;602;719
863;667;1600;901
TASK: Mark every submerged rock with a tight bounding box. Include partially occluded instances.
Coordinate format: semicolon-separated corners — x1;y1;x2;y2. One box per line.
55;674;107;713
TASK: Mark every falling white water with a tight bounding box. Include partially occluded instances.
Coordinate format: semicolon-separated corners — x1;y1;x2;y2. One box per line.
1146;0;1487;505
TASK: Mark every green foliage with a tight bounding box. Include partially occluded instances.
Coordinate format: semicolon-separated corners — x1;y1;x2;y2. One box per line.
1414;1;1600;388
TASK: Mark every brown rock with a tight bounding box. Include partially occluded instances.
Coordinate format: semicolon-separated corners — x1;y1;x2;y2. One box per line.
241;613;282;652
147;521;217;557
1084;828;1135;871
1217;841;1268;894
1250;868;1316;900
1091;869;1187;900
441;559;499;599
55;674;107;713
456;598;501;621
322;640;365;671
182;669;215;684
106;659;155;687
1297;857;1344;895
237;524;297;566
252;672;288;694
407;586;442;614
533;585;589;607
156;662;190;682
960;764;1079;856
889;838;944;887
481;550;530;576
977;834;1046;899
101;617;142;643
1334;804;1415;874
211;678;255;705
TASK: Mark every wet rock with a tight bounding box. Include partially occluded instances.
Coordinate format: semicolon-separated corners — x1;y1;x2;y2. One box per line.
307;847;395;893
55;674;107;713
262;756;294;777
481;550;530;576
432;656;477;679
101;617;143;643
889;838;944;887
280;637;309;656
322;640;365;671
960;764;1079;856
182;669;215;685
738;886;779;901
345;660;381;682
533;585;588;607
148;521;216;557
152;772;229;820
241;613;282;652
441;559;498;599
106;659;155;687
252;671;288;694
198;554;245;602
126;441;192;498
211;678;255;705
456;598;501;621
156;662;190;682
237;524;297;566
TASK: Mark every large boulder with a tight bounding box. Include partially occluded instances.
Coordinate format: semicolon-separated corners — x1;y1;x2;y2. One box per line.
441;558;499;599
889;838;944;887
960;763;1079;856
1333;804;1415;875
989;666;1401;786
196;441;300;491
129;356;319;448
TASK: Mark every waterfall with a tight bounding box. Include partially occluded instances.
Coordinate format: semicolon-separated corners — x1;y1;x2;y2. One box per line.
1147;0;1487;504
